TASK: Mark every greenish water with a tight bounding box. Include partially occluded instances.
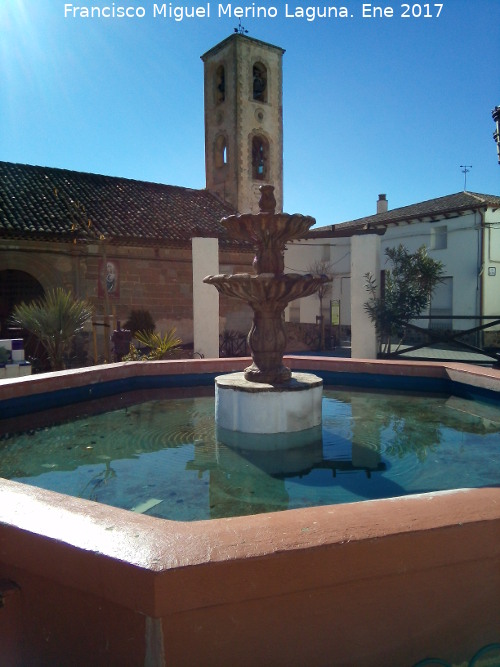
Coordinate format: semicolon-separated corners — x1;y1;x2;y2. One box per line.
1;387;499;520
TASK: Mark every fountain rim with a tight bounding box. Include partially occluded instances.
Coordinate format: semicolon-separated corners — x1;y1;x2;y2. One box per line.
0;355;500;619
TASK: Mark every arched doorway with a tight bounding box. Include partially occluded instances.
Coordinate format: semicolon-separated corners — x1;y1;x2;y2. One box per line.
0;270;49;368
0;270;44;337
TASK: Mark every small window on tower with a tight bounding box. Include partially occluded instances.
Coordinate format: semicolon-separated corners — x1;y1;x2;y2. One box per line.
252;135;269;180
215;65;225;104
252;62;267;102
215;135;227;168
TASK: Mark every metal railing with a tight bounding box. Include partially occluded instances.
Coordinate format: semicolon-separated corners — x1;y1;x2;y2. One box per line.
379;315;500;365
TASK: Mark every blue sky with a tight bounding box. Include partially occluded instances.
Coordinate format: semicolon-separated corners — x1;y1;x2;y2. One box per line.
1;0;499;227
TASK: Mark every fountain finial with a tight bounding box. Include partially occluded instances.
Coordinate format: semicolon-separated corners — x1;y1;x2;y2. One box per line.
258;185;276;214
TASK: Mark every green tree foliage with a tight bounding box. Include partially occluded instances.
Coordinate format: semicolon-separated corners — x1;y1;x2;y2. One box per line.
364;244;445;355
11;288;93;371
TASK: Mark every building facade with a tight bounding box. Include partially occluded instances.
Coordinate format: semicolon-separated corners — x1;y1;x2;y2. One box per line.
285;191;500;347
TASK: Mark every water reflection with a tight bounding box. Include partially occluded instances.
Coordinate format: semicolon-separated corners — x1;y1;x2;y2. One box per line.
1;387;499;520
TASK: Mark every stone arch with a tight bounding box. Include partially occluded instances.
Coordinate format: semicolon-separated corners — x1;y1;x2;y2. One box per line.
0;253;66;294
0;269;44;336
214;134;228;168
252;61;267;103
215;64;225;104
251;134;270;180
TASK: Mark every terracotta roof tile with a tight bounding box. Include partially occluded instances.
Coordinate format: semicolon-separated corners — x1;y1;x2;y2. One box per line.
0;161;244;248
310;191;500;237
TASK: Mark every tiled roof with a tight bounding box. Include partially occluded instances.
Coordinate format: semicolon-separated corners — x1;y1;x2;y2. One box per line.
0;161;243;248
310;191;500;237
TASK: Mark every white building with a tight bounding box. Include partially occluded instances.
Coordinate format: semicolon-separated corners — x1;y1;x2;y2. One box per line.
285;191;500;347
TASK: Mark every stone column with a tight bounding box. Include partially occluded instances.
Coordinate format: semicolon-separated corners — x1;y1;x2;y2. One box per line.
192;237;219;359
351;232;382;359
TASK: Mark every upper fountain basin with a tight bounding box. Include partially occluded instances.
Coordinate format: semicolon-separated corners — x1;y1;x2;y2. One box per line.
221;212;316;245
203;272;331;308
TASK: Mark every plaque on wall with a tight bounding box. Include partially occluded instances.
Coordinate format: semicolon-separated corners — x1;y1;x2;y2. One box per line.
98;259;120;298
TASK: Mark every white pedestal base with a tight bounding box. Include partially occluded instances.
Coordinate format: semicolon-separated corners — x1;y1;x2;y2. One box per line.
215;372;323;437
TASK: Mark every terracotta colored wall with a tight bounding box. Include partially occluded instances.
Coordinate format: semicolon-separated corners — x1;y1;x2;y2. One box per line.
157;517;500;667
0;359;499;666
1;241;253;346
0;568;147;667
0;484;498;667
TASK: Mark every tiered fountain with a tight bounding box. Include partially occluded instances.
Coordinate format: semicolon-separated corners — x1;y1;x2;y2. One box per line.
204;185;331;448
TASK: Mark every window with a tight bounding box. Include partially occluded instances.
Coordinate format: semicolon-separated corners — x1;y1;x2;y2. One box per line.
252;62;267;102
429;277;453;330
215;135;227;168
252;135;269;180
215;65;225;104
431;225;447;250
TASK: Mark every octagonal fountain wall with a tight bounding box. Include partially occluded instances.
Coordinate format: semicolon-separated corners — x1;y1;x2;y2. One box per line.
0;356;499;666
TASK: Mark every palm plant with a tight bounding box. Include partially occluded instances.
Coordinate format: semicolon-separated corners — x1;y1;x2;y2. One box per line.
123;328;182;361
11;288;93;371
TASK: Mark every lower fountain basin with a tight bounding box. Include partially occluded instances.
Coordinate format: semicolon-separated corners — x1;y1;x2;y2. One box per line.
0;357;499;665
215;371;323;436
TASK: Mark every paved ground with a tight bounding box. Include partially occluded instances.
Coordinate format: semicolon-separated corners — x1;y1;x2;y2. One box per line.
391;345;497;364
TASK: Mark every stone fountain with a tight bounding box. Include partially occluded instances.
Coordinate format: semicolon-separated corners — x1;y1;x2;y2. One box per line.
204;185;331;445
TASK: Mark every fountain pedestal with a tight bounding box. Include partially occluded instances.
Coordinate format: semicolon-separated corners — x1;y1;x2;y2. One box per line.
215;372;323;435
204;185;331;445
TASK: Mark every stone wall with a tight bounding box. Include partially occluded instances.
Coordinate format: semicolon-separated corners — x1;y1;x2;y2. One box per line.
1;239;253;355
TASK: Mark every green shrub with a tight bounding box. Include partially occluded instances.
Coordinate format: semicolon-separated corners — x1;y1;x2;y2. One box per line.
123;309;155;336
122;328;182;361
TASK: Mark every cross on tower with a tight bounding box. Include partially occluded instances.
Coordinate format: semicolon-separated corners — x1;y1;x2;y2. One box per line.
234;20;248;34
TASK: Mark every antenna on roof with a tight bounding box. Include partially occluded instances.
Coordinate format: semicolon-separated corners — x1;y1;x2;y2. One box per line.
460;164;472;191
234;20;248;35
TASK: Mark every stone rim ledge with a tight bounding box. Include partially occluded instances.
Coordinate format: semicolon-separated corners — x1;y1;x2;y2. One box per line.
1;356;500;619
215;371;323;392
0;479;499;618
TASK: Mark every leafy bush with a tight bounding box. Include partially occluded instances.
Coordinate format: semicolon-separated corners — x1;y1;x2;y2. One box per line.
123;309;155;336
364;244;444;354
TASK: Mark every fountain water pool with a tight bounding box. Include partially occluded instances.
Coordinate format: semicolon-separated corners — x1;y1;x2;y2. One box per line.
0;356;499;665
2;383;500;521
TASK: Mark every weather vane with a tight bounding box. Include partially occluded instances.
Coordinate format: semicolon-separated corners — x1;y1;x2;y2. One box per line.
460;164;472;190
234;20;248;35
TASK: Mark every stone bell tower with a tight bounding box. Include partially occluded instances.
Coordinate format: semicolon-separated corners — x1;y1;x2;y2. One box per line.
201;33;285;214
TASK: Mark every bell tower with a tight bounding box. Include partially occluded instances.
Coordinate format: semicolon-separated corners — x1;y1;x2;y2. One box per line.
201;33;285;214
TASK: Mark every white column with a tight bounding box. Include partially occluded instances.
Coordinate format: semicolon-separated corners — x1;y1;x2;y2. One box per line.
351;233;381;359
192;237;220;359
